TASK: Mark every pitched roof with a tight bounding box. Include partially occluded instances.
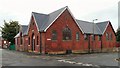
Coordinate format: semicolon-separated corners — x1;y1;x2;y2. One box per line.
32;6;67;32
21;25;28;36
14;25;28;38
76;20;102;35
32;12;48;31
26;6;113;35
96;21;109;34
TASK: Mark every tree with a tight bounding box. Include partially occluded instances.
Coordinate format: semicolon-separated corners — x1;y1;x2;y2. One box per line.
0;20;20;44
116;27;120;42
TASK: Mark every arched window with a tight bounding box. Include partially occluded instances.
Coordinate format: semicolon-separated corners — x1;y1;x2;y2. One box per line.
76;32;80;40
110;33;112;40
20;33;22;45
106;33;109;40
63;27;72;40
52;30;57;40
98;35;101;41
84;34;88;40
37;36;39;45
28;37;30;45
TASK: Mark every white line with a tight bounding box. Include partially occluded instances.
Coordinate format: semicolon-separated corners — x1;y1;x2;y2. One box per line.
58;59;99;66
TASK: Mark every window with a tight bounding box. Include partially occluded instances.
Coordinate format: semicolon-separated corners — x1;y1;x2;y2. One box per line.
17;38;18;45
37;36;38;45
20;33;22;45
52;30;57;40
92;35;95;41
110;33;112;40
76;32;80;40
84;34;88;40
63;27;72;40
106;33;109;40
28;37;30;45
98;35;101;41
32;22;34;25
20;37;22;45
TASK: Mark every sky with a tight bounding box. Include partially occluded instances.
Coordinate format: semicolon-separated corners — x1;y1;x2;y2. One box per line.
0;0;119;32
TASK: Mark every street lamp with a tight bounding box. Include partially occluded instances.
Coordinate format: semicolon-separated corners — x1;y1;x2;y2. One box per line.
92;19;98;53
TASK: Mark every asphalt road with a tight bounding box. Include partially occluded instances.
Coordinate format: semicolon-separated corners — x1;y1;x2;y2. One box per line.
1;49;119;67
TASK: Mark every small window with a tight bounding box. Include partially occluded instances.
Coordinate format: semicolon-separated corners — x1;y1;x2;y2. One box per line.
92;35;95;41
98;35;101;41
28;37;30;45
37;36;38;45
20;37;22;45
20;33;22;45
17;38;18;45
63;27;72;40
76;32;80;40
106;33;109;40
110;33;112;40
32;22;34;25
52;30;57;40
84;34;88;40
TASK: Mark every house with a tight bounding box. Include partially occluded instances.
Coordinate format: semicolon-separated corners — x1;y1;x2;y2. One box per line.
15;6;116;54
0;36;10;48
14;25;28;51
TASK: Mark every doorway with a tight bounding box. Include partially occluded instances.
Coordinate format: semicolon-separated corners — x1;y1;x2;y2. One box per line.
31;33;35;51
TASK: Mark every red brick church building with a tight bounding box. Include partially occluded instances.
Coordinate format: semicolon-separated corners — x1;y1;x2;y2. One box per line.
15;6;116;54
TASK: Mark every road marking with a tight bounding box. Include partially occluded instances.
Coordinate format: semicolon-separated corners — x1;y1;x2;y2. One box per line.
58;59;99;66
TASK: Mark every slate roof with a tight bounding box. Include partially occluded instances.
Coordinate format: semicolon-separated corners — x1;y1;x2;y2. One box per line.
21;25;28;36
32;6;67;32
76;20;103;35
96;21;109;34
16;6;112;37
14;25;28;38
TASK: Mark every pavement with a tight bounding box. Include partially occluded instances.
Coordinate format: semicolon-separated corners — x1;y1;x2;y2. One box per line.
1;48;120;67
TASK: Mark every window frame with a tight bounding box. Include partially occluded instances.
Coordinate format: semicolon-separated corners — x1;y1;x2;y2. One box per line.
37;36;39;45
84;34;88;40
92;35;95;41
28;37;30;45
106;33;109;40
62;27;72;41
52;30;57;41
109;33;112;41
76;32;80;41
98;35;101;41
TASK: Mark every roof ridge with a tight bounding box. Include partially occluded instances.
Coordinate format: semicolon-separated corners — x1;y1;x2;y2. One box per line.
76;19;93;23
48;6;67;15
96;21;110;24
32;12;48;15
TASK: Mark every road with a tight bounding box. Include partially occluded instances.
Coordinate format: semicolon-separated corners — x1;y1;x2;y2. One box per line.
1;48;119;67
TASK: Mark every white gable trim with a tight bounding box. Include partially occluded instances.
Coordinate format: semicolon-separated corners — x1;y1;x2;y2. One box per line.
102;21;109;35
44;7;67;32
26;13;39;35
32;13;40;31
66;7;84;34
44;6;84;34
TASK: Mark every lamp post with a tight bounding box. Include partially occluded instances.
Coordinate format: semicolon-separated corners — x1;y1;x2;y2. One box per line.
92;19;98;53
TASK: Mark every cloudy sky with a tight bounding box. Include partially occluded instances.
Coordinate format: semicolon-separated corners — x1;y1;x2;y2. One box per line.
0;0;119;32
